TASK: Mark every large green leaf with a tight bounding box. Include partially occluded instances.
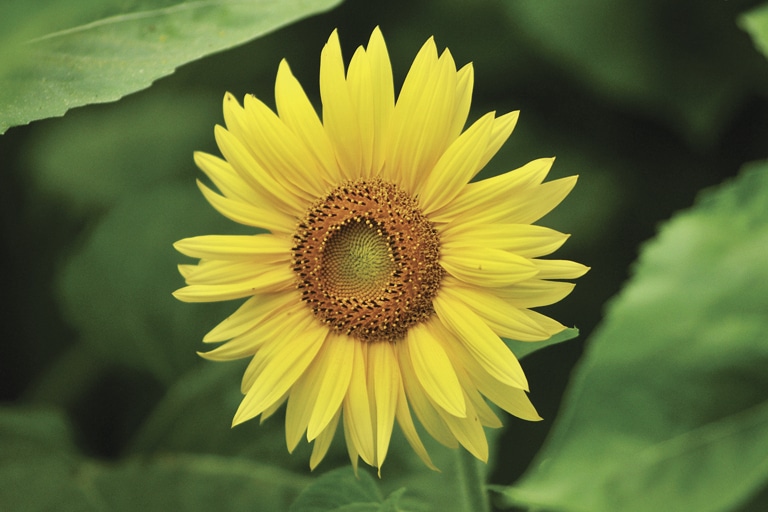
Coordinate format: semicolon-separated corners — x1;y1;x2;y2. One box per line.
741;3;768;61
0;0;341;134
502;161;768;512
0;406;310;511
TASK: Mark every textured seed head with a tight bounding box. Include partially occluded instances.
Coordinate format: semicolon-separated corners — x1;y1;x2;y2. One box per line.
292;179;443;342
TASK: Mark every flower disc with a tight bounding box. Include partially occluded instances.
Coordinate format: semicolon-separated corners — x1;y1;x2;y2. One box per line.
292;179;443;342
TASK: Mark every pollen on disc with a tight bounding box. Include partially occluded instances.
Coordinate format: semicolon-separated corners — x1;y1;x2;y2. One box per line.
292;179;443;343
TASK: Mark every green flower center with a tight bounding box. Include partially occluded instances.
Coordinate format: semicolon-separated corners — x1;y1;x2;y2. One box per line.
321;219;397;301
292;179;443;342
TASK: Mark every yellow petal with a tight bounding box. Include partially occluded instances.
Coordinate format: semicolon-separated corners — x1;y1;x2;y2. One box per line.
200;301;306;361
397;337;458;448
440;277;551;341
320;30;361;181
285;373;316;452
486;385;541;421
284;333;349;451
177;264;195;279
410;49;460;193
518;309;568;337
460;176;578;226
346;45;375;178
203;291;298;342
307;334;355;440
418;112;494;214
221;92;252;151
533;259;591;279
260;391;288;424
468;363;540;422
310;409;341;470
447;63;473;143
406;323;466;417
433;290;528;390
431;157;555;223
343;342;375;466
343;412;361;474
367;341;399;472
440;327;541;422
274;59;340;185
388;38;455;191
241;93;327;198
461;378;502;429
441;222;569;259
426;320;501;429
174;234;291;261
180;259;268;285
440;245;539;288
193;151;260;204
197;181;296;234
366;26;395;176
179;257;288;287
495;279;576;308
173;265;293;303
394;376;439;471
214;124;305;217
435;393;489;462
233;317;327;426
476;110;519;172
238;308;315;392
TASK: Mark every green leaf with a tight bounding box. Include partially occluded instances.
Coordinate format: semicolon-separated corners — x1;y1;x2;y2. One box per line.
0;0;342;134
740;3;768;61
289;467;409;512
505;327;579;361
0;405;309;511
501;161;768;512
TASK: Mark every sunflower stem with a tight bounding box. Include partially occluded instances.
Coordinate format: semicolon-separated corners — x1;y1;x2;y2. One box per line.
456;448;490;512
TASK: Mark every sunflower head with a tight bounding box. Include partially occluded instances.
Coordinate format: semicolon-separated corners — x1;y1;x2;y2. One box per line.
292;178;443;343
173;27;588;473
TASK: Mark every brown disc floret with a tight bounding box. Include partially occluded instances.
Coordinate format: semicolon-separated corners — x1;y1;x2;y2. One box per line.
292;179;443;342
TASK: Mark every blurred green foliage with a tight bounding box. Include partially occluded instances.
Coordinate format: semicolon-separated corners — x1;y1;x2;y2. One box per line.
2;0;768;511
0;407;312;511
741;3;768;60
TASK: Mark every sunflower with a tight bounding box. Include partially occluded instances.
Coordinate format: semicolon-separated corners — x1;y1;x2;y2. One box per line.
173;27;588;473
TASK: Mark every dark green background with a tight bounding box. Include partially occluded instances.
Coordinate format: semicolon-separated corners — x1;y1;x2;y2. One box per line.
2;0;767;510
